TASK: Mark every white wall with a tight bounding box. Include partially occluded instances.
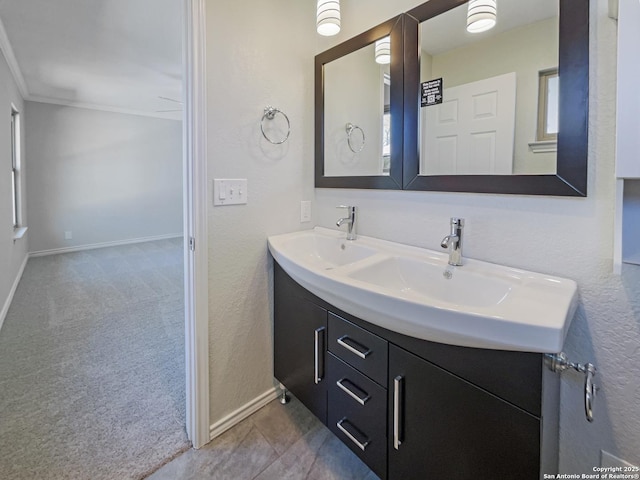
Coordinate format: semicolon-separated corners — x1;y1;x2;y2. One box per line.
615;0;640;178
314;0;639;471
0;47;27;329
207;0;639;471
206;0;315;422
25;102;182;253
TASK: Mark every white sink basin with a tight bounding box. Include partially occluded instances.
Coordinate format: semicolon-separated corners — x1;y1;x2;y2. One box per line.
347;256;515;308
273;229;378;269
268;227;578;353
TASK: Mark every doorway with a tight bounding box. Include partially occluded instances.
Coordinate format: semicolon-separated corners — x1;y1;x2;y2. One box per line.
0;0;210;476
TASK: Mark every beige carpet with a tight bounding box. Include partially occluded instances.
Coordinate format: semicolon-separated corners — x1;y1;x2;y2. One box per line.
0;238;190;480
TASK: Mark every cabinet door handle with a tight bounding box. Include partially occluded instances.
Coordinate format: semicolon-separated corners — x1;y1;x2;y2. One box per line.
336;378;370;406
337;418;370;451
393;375;404;450
337;335;371;359
314;327;325;384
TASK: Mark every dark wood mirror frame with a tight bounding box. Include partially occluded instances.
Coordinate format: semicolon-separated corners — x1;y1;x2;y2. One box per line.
315;15;404;189
403;0;589;196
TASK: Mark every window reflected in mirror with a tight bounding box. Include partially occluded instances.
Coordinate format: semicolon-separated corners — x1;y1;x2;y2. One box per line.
418;0;559;176
537;68;559;141
382;73;391;173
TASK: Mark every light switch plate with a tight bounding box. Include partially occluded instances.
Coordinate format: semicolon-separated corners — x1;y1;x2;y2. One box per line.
300;201;311;223
214;179;247;206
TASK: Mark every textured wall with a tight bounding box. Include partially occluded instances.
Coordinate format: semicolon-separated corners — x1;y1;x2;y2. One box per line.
314;0;640;471
205;0;315;422
25;102;183;252
0;47;27;326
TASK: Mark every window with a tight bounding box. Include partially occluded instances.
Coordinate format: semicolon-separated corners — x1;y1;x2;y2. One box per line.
381;73;391;174
11;106;20;229
537;68;559;142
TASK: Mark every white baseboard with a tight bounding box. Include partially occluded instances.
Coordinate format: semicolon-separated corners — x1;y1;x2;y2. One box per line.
29;233;183;257
209;387;280;441
0;254;28;332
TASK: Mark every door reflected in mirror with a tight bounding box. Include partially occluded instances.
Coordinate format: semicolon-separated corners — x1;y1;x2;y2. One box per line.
323;42;391;177
418;0;558;176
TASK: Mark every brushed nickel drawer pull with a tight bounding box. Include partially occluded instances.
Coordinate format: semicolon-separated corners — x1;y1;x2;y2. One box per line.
314;327;325;384
337;335;371;359
336;378;370;406
337;418;370;451
393;375;404;450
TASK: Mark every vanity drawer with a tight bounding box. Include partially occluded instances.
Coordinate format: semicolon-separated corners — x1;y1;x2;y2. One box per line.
328;353;387;479
329;313;388;387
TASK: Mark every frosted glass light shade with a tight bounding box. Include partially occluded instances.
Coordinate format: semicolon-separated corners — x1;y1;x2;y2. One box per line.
317;0;341;36
375;37;391;65
467;0;497;33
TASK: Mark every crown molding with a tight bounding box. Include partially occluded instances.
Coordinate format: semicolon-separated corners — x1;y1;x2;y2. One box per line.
0;14;179;121
26;95;182;121
0;14;29;99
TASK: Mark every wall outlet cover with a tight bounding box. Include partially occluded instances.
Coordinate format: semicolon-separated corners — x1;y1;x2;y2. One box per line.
64;231;72;240
300;201;312;223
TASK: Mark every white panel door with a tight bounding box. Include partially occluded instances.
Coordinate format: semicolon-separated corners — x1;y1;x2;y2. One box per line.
421;72;516;175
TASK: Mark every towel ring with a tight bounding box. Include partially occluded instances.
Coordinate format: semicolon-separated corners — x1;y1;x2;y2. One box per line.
261;106;290;145
346;123;365;153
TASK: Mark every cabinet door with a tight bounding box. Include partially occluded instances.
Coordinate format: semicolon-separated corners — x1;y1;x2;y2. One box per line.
388;345;540;480
274;269;327;424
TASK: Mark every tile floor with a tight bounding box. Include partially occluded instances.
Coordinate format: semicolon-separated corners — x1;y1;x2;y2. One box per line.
147;396;378;480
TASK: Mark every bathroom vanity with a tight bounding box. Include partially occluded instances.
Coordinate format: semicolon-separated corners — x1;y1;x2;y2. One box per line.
274;261;560;480
293;0;592;473
269;226;581;479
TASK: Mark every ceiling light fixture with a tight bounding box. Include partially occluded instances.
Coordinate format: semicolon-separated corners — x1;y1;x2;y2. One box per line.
374;36;391;65
466;0;497;33
317;0;341;36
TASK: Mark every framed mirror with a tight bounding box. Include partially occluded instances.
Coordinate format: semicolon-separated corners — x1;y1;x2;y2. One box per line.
403;0;589;195
315;15;404;189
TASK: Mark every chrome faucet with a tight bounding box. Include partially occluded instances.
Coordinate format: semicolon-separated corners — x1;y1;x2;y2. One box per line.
336;205;357;240
441;217;464;266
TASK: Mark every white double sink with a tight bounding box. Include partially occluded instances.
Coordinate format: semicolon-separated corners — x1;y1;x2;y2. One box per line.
268;227;578;353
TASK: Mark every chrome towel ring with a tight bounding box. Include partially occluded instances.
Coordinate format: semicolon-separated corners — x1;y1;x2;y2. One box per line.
545;352;598;423
346;123;365;153
261;106;290;145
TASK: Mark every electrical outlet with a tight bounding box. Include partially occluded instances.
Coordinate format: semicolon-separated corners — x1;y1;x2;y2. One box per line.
64;231;72;240
300;201;311;223
601;450;638;469
213;179;248;206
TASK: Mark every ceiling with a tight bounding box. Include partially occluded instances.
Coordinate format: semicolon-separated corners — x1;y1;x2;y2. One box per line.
0;0;558;119
0;0;182;120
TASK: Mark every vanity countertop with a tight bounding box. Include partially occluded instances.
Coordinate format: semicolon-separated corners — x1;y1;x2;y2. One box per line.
268;227;578;353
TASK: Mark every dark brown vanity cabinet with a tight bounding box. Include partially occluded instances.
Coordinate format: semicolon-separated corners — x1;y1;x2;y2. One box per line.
326;313;389;479
388;345;540;480
274;268;328;424
273;262;559;479
327;353;388;478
